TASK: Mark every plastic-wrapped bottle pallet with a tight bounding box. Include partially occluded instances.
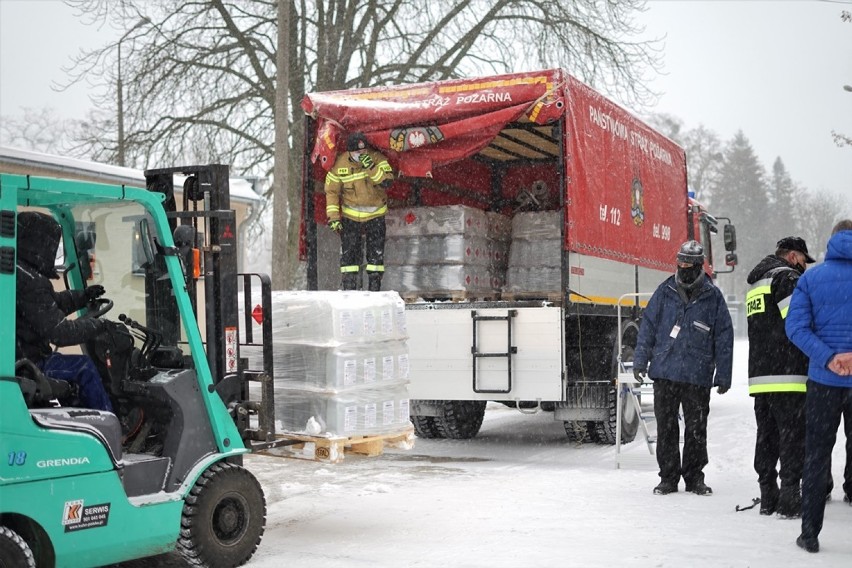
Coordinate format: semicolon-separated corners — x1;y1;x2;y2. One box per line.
241;290;411;439
383;205;510;298
504;211;562;295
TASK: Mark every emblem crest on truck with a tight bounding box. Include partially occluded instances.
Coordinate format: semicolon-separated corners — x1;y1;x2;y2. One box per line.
630;177;645;226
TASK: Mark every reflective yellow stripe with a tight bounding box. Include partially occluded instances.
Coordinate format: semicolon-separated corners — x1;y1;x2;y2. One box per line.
340;265;360;273
325;172;340;183
749;383;807;394
748;374;808;394
778;296;792;319
341;205;388;220
746;284;770;317
338;171;370;183
365;264;384;272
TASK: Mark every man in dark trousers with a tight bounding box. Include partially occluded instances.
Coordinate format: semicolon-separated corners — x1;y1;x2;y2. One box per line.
633;240;734;496
745;236;815;518
15;211;113;411
324;132;395;291
786;219;852;553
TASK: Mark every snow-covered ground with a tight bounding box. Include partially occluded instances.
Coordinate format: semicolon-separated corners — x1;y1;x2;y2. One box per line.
125;340;852;567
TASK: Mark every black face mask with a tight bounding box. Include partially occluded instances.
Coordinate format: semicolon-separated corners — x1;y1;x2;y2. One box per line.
677;264;703;286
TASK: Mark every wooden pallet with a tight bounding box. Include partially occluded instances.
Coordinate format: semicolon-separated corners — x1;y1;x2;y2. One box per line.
500;291;563;303
400;291;500;303
258;426;415;464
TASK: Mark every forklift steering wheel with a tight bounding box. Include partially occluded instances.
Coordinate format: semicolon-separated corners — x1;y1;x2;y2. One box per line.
84;297;114;319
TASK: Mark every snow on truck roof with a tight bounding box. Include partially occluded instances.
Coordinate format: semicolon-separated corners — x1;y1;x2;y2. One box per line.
0;146;262;203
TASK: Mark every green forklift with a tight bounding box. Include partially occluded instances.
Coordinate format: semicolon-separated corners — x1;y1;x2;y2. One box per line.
0;165;281;567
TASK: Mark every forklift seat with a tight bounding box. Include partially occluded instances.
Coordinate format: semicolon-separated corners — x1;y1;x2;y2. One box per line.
14;358;77;408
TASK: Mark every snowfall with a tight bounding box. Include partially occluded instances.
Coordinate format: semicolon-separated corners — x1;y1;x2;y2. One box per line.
118;339;852;568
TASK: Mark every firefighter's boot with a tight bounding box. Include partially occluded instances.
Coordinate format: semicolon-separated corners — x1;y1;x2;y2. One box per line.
759;483;779;515
776;485;802;518
367;272;383;292
342;272;359;291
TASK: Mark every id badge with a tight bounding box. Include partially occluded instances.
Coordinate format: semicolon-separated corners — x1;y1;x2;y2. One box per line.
670;325;680;339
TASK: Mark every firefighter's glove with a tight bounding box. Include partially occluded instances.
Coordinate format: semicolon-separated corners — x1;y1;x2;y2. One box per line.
716;385;730;395
85;285;106;301
328;220;342;233
632;368;647;384
359;153;375;169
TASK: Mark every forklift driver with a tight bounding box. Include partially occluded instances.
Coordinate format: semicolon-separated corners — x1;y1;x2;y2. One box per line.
15;211;113;411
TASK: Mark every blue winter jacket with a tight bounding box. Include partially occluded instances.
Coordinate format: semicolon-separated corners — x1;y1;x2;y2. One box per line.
633;275;733;389
785;230;852;388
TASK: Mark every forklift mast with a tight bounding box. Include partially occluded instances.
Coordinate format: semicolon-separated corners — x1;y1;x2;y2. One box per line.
143;165;278;448
144;165;239;388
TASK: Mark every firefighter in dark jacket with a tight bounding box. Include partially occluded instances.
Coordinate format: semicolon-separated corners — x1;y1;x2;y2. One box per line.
746;236;815;517
325;132;395;291
633;240;734;496
15;211;113;411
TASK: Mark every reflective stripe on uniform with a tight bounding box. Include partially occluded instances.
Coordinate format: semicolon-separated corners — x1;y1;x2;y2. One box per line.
341;204;388;220
777;295;792;319
745;278;772;317
365;264;384;272
748;374;808;394
340;265;360;273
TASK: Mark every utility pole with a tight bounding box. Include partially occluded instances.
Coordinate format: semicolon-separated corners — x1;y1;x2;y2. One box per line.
271;0;291;290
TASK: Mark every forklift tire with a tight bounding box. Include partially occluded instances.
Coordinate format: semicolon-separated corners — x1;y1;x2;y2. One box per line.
434;400;486;440
177;462;266;567
410;415;444;439
0;526;36;568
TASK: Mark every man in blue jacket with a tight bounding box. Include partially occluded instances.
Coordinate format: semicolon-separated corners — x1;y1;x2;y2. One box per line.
785;219;852;554
633;240;734;496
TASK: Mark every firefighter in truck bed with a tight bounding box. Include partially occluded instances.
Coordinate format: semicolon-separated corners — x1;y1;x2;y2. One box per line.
324;132;395;292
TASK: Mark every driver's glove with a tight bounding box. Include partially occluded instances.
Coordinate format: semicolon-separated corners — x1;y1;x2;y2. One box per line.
633;368;647;384
85;285;106;300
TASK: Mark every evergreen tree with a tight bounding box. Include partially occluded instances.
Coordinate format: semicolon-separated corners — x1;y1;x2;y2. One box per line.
769;157;799;236
712;131;772;298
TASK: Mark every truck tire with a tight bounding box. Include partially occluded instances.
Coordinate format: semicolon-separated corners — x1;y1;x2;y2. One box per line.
563;420;593;443
410;415;444;439
177;462;266;567
434;400;486;439
590;320;641;445
591;386;639;445
0;526;35;568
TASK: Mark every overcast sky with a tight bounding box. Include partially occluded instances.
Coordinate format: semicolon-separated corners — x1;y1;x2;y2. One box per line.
1;0;850;203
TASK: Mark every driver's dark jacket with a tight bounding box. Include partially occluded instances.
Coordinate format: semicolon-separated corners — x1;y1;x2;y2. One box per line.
16;260;102;362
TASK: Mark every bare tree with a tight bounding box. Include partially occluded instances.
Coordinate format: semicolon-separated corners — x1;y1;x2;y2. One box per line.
646;114;723;204
0;107;78;154
62;0;661;288
795;189;849;259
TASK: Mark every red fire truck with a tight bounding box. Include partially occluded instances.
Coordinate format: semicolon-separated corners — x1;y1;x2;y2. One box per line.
300;69;736;443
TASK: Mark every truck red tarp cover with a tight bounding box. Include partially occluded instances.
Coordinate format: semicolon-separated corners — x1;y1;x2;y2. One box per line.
302;68;687;271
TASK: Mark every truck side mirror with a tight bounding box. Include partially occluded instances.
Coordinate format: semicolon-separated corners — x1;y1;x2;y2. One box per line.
725;252;738;267
723;224;737;252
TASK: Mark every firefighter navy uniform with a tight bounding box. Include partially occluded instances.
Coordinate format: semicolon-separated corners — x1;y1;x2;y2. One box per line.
746;253;809;516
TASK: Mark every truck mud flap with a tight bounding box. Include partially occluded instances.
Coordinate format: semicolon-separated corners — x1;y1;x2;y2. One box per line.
554;382;610;421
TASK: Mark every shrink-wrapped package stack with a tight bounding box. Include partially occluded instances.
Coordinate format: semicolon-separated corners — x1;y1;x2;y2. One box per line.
504;211;562;294
383;205;511;297
243;291;410;437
